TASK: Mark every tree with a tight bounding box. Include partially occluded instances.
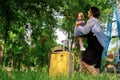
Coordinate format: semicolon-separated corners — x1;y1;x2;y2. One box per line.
60;0;114;49
0;0;116;70
0;0;64;70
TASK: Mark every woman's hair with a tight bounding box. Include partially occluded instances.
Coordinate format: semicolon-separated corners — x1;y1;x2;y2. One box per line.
90;6;100;18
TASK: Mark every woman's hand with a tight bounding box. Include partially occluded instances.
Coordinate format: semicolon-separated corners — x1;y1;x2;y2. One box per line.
76;20;84;27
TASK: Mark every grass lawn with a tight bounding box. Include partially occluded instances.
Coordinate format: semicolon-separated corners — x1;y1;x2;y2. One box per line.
0;69;120;80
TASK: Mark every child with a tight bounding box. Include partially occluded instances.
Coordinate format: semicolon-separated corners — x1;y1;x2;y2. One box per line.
74;12;86;51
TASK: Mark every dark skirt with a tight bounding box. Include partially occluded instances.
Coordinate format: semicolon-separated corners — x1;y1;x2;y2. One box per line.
82;31;104;68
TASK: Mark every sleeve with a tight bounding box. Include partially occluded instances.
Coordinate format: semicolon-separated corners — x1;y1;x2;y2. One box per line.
78;19;95;35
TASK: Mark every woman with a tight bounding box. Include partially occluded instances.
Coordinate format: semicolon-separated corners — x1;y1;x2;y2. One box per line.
76;6;106;75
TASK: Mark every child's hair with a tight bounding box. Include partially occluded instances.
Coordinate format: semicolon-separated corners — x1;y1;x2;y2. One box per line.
77;12;84;19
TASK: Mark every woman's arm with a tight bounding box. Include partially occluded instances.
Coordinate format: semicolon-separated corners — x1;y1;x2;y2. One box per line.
78;19;95;34
76;20;85;27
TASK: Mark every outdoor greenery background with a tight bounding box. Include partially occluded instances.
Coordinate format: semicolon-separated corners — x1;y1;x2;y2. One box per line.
0;0;119;79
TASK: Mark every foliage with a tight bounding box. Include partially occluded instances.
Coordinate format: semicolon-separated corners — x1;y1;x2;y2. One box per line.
0;0;117;70
0;0;60;69
60;0;114;51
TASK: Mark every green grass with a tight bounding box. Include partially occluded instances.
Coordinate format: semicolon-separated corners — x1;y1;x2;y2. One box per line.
0;69;119;80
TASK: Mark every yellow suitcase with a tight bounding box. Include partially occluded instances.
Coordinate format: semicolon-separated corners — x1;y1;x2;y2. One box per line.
49;51;74;76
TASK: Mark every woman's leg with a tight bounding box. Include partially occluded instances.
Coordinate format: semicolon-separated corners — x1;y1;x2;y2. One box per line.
82;61;98;75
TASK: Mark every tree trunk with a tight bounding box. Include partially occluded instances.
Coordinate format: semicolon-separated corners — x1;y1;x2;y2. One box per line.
0;40;5;65
1;21;10;66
